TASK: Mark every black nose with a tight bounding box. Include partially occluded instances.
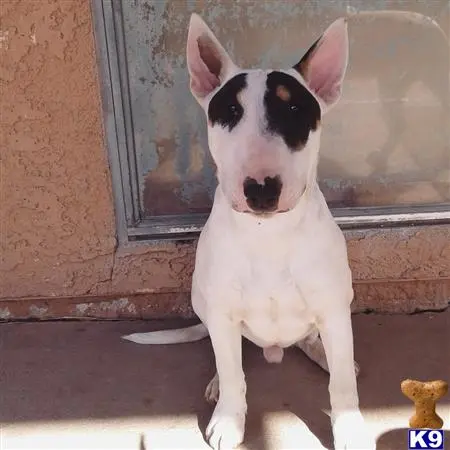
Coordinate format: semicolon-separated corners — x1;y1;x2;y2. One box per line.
243;176;282;212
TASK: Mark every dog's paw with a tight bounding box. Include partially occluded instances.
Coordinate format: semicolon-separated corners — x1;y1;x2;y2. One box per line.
332;411;375;450
206;403;246;449
205;374;220;404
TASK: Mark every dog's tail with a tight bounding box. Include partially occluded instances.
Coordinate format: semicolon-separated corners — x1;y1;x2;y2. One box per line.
122;323;209;345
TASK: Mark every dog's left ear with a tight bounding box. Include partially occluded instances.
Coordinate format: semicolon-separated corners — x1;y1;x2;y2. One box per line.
294;18;349;111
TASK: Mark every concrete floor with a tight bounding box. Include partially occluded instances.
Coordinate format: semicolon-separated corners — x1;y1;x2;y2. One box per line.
1;310;449;450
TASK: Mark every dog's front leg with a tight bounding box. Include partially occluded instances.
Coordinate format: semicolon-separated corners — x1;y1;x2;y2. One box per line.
205;314;246;449
318;308;375;450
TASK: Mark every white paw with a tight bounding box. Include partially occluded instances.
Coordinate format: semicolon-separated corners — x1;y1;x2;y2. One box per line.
206;403;246;449
205;374;220;403
332;411;375;450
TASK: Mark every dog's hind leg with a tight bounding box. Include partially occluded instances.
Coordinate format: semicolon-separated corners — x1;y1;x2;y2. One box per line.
296;329;330;373
296;329;360;377
205;372;219;403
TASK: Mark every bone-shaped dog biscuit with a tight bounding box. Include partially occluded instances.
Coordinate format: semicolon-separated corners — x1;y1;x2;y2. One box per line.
401;379;448;429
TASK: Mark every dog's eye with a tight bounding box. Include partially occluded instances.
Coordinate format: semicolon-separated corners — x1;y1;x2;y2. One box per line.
289;104;299;112
228;104;239;115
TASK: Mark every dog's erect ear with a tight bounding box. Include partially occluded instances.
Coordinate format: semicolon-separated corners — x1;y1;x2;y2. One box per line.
294;18;349;110
187;13;236;101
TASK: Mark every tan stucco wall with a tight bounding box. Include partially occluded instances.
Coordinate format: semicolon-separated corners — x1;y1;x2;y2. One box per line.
1;0;117;298
0;0;448;320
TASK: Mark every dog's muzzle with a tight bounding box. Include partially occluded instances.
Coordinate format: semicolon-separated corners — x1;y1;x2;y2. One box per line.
243;176;282;213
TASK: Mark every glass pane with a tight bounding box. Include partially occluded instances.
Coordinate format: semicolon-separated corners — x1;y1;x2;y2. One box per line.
121;0;449;217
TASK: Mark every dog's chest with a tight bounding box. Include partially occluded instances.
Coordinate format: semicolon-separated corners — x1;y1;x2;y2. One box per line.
238;261;315;348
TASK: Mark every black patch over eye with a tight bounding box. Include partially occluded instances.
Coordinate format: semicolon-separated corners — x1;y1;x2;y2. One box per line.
264;72;321;151
208;74;247;131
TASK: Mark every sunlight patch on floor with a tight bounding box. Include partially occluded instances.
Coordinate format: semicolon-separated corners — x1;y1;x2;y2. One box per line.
262;411;327;449
2;416;206;450
2;405;449;450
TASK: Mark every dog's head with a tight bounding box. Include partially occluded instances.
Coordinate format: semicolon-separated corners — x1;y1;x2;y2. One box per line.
187;14;349;216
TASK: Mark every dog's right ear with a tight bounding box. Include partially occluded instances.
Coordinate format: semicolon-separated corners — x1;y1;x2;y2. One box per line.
186;13;236;101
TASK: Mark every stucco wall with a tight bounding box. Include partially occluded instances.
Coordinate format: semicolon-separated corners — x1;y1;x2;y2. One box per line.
0;0;449;320
1;0;117;298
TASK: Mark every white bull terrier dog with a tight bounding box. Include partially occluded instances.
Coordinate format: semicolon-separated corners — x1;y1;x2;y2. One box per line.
124;13;376;450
